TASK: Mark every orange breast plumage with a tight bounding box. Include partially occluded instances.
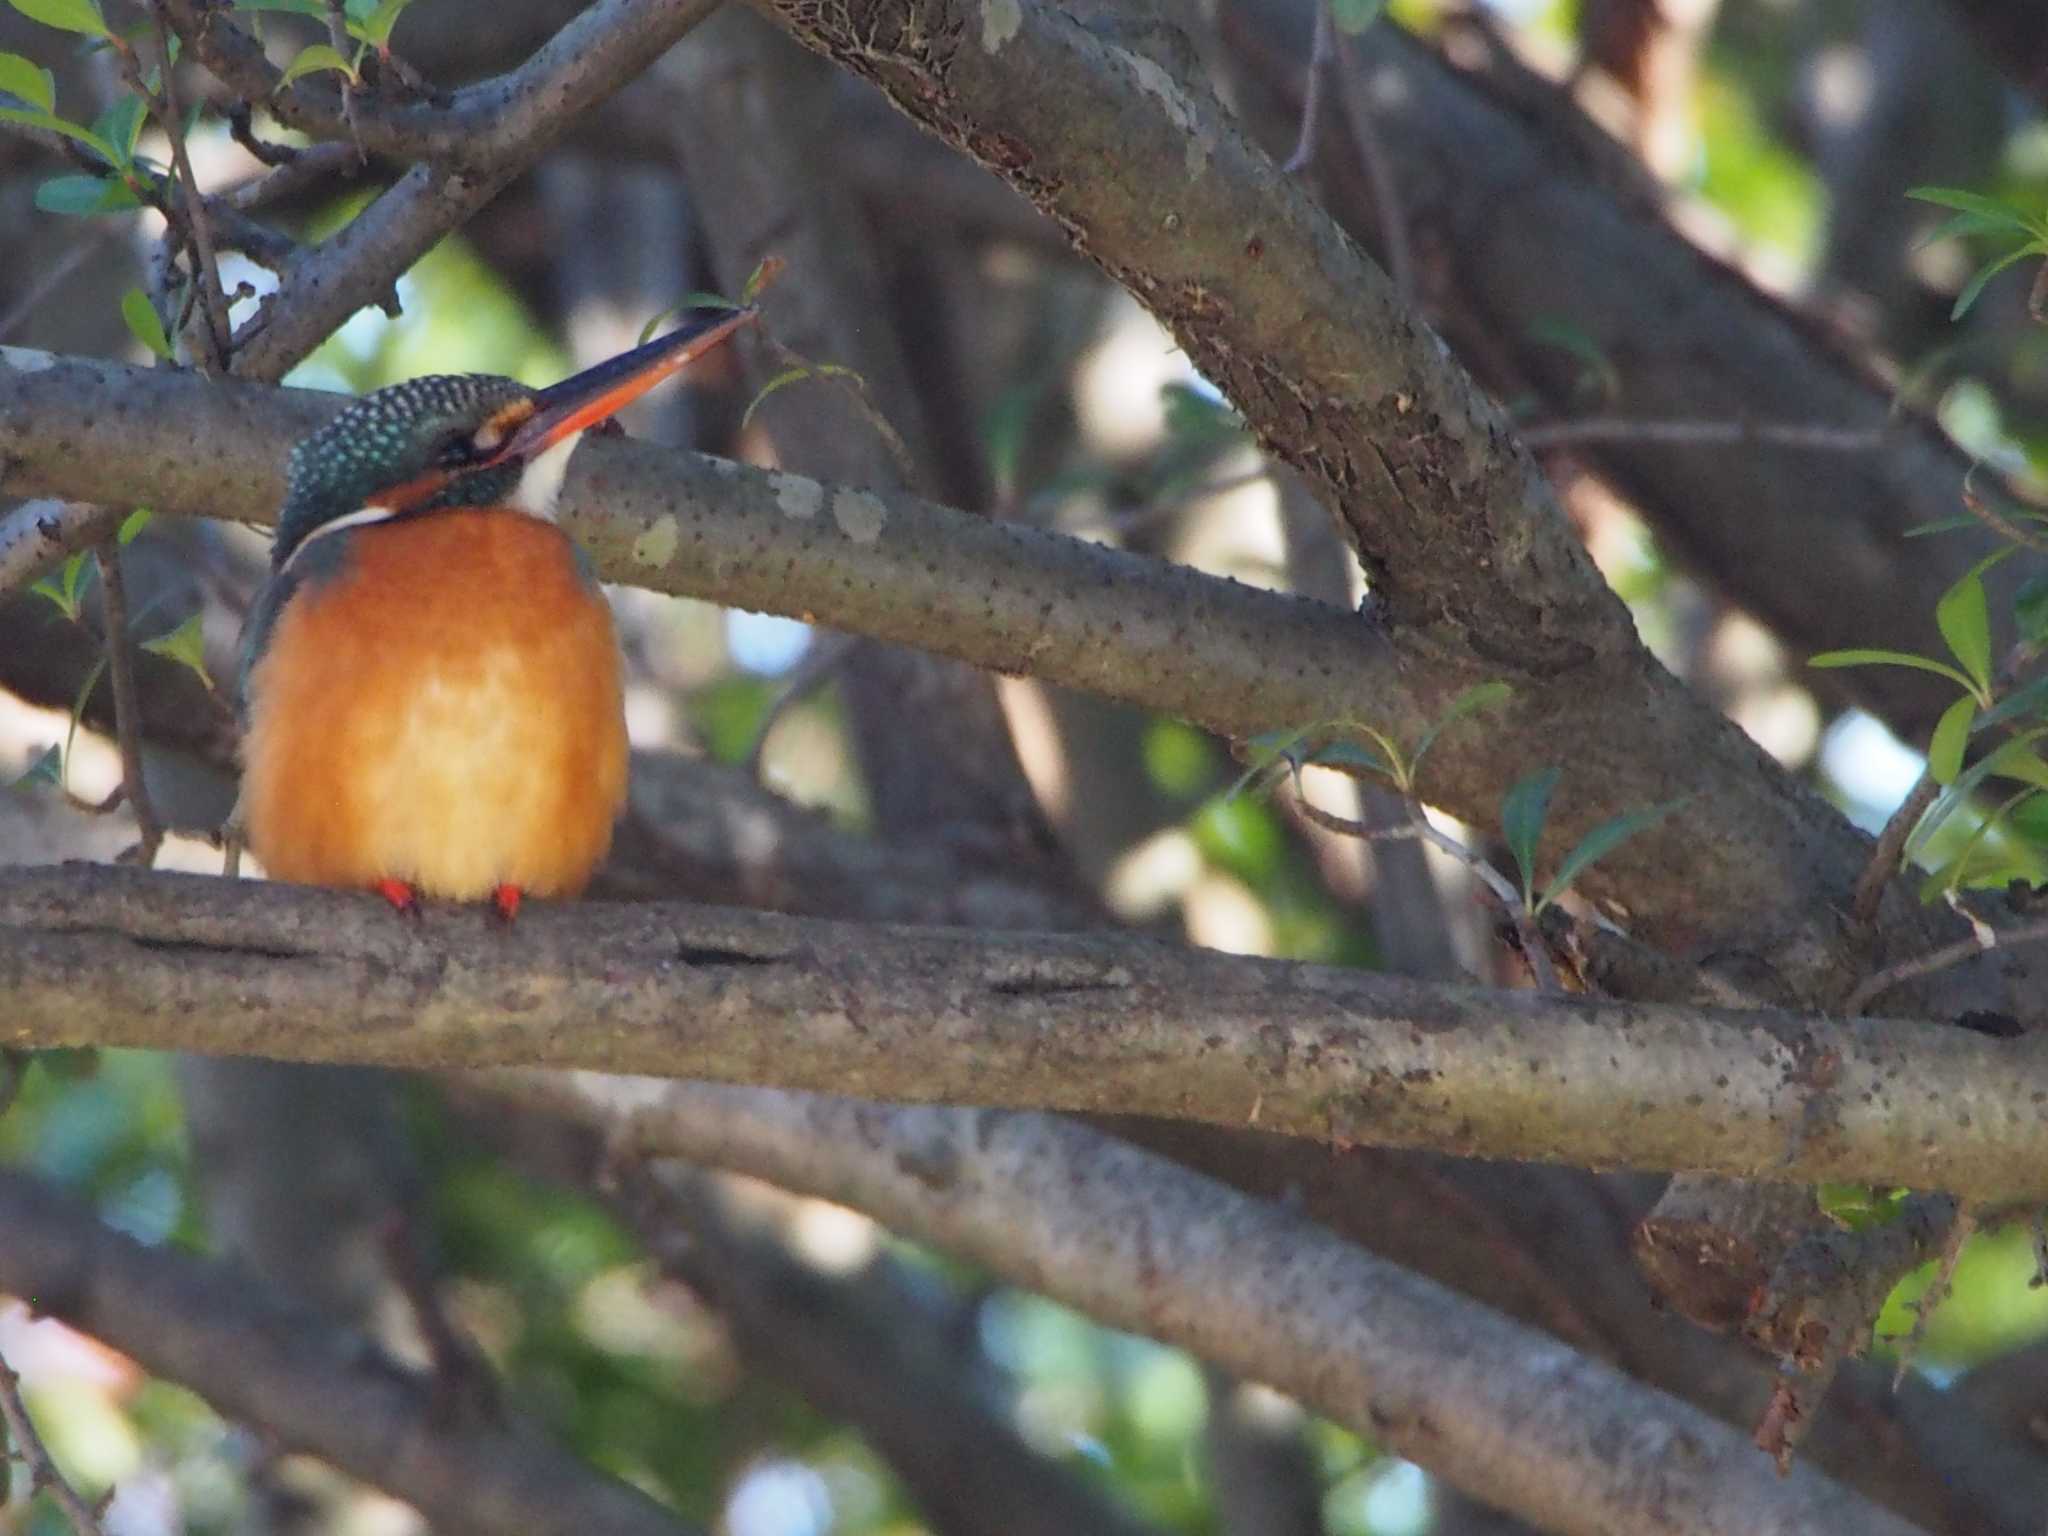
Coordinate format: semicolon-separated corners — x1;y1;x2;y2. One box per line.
241;509;628;901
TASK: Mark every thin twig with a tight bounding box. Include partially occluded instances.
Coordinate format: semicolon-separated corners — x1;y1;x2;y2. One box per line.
1518;418;1887;452
0;1347;108;1536
1281;0;1333;175
761;336;920;488
2031;1206;2047;1289
1959;466;2048;558
1333;30;1415;303
92;542;164;869
1845;913;2048;1014
1851;767;1940;927
741;632;858;781
1890;1204;1977;1389
1291;783;1562;989
137;8;233;369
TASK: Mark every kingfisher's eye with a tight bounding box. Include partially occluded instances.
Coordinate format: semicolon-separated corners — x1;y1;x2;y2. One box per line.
434;432;476;468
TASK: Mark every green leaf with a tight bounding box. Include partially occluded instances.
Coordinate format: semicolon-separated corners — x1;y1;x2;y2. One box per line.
1985;743;2048;794
345;0;409;47
635;292;741;345
1538;797;1686;914
1501;766;1561;907
0;50;54;111
1225;724;1315;800
1980;673;2048;732
117;507;152;545
1922;209;2031;247
30;549;92;622
6;0;109;35
141;611;212;688
1951;244;2038;322
1935;570;1994;695
1304;739;1390;777
740;256;778;305
7;743;62;791
1816;1182;1908;1231
0;105;114;160
120;287;172;360
1928;695;1977;786
1905;186;2039;231
1409;681;1511;781
34;172;138;214
1905;727;2048;862
1328;0;1386;32
740;365;816;430
1808;648;1977;693
278;42;355;88
1902;514;1983;539
90;91;143;167
2014;575;2048;650
233;0;330;14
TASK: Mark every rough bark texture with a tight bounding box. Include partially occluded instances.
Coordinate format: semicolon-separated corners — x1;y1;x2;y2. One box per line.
4;865;2044;1200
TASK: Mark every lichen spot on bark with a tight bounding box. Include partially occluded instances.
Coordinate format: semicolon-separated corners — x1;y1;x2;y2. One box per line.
774;473;824;521
833;488;888;544
630;515;680;567
981;0;1021;52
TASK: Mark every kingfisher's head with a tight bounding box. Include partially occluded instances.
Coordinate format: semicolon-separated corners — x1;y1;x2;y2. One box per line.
273;305;754;568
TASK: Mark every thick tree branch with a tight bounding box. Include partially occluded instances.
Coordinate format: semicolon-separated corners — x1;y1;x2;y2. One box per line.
0;1169;702;1536
2;866;2043;1200
4;346;2023;1031
491;1075;1927;1536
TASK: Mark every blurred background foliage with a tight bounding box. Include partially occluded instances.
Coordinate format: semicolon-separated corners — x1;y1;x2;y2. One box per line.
6;0;2048;1530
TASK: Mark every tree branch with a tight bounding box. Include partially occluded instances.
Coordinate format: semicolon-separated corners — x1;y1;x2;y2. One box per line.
0;1169;703;1536
3;345;2022;1032
488;1074;1929;1536
2;865;2043;1200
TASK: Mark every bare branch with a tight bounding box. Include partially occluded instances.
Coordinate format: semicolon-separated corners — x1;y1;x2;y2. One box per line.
91;542;164;868
0;1346;107;1536
3;865;2045;1200
494;1075;1928;1536
0;1171;701;1536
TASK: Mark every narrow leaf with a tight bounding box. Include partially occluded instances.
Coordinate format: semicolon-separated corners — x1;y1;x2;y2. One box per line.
2013;574;2048;650
117;507;151;545
1328;0;1386;32
347;0;409;48
278;43;354;88
1304;739;1390;777
141;611;213;688
30;549;92;622
6;0;109;36
1928;695;1977;786
1951;245;2036;321
90;92;143;166
1935;571;1993;695
0;50;54;111
1808;648;1977;692
120;287;172;360
1409;681;1511;779
1538;797;1686;914
1501;766;1561;905
1905;186;2036;227
1922;209;2031;247
1979;673;2048;732
635;292;741;345
740;365;815;430
0;106;114;161
34;172;138;215
1985;743;2048;794
8;743;62;791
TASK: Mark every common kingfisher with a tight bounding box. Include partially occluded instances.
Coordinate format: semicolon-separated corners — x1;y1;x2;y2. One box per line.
238;308;752;921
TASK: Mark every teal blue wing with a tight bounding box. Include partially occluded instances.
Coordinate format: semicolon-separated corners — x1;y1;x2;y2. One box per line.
236;536;350;725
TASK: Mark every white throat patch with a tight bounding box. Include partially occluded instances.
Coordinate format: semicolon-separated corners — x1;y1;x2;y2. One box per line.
279;503;398;574
509;431;585;520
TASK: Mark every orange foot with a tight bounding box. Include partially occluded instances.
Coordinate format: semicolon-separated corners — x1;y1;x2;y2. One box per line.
491;884;522;925
376;877;421;917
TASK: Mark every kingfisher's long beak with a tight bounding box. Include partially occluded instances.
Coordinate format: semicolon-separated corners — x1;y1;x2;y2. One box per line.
497;305;757;463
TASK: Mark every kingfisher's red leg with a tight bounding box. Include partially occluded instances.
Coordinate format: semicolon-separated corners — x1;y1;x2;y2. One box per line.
491;884;522;925
376;878;421;917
